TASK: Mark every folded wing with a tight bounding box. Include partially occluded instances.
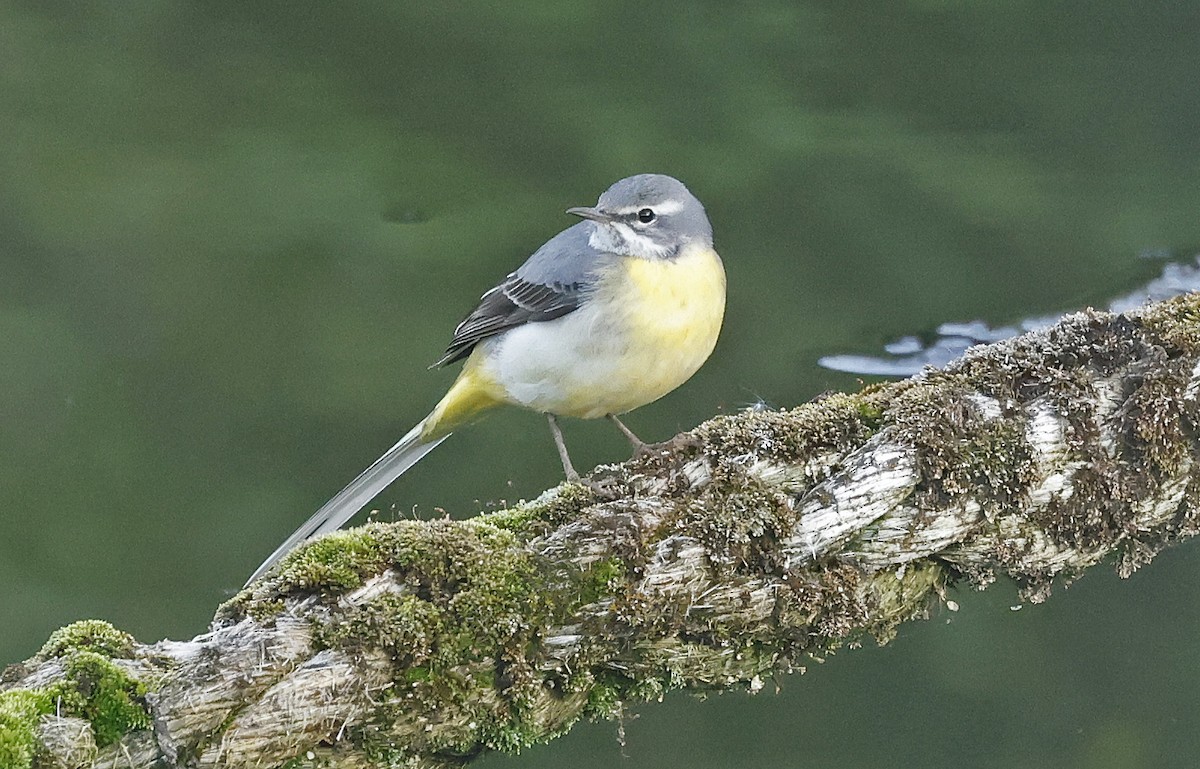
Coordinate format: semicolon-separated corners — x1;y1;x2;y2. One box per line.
433;222;602;366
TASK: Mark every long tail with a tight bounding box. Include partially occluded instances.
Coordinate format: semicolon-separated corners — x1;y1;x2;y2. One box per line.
245;365;501;585
244;420;448;585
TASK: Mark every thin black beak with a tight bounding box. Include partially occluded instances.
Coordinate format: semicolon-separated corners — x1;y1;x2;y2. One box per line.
566;206;612;223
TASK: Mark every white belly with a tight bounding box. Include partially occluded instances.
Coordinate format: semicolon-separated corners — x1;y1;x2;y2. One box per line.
478;244;726;419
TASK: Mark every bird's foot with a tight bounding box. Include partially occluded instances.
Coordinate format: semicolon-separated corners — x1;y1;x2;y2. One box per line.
560;472;624;500
630;438;657;459
607;414;659;458
634;432;703;458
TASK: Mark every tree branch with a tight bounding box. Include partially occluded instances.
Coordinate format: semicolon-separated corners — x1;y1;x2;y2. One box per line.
5;294;1200;769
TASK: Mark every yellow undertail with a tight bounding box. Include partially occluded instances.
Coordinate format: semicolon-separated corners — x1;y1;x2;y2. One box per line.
421;355;505;440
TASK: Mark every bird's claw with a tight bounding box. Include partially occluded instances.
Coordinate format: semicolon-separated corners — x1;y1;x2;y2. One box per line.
636;433;702;458
560;471;625;499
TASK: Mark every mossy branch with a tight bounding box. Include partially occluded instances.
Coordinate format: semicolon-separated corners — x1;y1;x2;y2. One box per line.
6;295;1200;769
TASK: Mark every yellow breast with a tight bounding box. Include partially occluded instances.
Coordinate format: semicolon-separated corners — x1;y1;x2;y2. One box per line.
597;242;726;414
622;244;726;352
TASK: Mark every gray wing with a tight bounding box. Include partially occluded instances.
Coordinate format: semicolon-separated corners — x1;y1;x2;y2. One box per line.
433;222;605;367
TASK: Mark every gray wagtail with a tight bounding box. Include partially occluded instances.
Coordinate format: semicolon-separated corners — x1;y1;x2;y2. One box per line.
247;174;725;583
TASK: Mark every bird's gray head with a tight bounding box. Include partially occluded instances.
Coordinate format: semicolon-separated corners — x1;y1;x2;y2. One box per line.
566;174;713;259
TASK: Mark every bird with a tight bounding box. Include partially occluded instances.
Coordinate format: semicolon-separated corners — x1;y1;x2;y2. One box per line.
246;174;725;584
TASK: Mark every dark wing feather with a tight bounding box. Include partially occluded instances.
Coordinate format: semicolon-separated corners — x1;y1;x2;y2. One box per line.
432;274;585;367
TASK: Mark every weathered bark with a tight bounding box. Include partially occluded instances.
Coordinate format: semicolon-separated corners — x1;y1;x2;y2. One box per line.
5;294;1200;769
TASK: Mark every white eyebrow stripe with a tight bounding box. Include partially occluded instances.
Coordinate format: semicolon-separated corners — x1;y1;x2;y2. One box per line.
611;199;686;217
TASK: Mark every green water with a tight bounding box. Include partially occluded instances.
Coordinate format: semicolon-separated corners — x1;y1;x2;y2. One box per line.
3;3;1199;767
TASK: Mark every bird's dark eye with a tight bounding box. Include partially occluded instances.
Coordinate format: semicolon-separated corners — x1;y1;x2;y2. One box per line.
637;208;656;223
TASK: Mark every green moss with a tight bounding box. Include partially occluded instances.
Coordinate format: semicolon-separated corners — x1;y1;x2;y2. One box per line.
477;716;540;754
36;620;135;661
478;483;600;537
685;471;795;578
474;503;542;535
876;374;1037;519
317;592;444;664
273;528;390;591
575;557;626;607
0;644;152;763
695;393;880;470
220;526;401;620
1140;292;1200;354
855;399;885;428
626;675;668;704
243;597;287;623
358;741;408;769
48;651;150;747
575;669;680;724
0;689;54;769
404;665;432;683
863;562;945;643
480;701;587;755
282;517;569;761
582;674;623;720
1123;357;1193;477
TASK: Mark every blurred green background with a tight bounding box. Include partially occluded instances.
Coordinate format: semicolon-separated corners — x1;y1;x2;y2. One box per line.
3;2;1200;767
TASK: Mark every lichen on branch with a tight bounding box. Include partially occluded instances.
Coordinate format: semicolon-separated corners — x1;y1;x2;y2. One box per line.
5;294;1200;769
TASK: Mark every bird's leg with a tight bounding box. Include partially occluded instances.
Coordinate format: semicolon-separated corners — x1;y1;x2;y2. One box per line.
607;414;653;457
546;413;580;482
